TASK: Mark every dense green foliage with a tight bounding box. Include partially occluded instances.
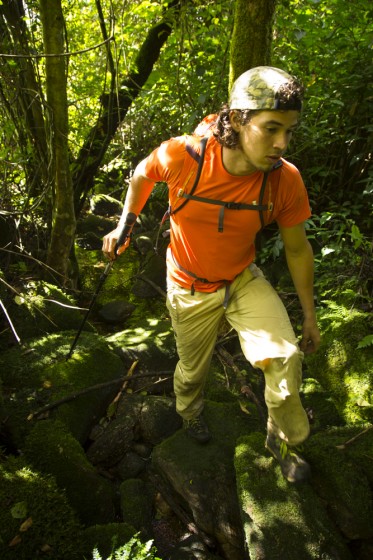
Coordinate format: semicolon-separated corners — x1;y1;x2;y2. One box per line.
0;4;371;558
92;534;161;560
0;0;371;295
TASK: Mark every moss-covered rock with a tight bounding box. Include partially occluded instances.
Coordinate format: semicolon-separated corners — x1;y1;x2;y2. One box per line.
301;377;345;432
80;523;137;559
0;455;84;560
23;419;116;526
305;304;373;424
76;247;141;308
235;432;353;560
304;427;373;540
0;331;123;446
0;281;95;349
120;479;153;538
152;400;262;560
107;316;177;375
89;194;124;217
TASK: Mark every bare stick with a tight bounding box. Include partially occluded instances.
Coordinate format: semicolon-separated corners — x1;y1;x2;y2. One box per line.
27;370;173;420
0;299;21;344
335;426;373;450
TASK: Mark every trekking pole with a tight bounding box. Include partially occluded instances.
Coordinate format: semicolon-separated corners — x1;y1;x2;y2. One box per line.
66;213;137;360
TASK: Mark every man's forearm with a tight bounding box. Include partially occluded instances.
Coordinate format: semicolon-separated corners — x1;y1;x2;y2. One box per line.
118;160;155;229
285;240;317;320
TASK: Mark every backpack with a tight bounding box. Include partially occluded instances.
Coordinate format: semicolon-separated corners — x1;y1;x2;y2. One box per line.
155;118;283;247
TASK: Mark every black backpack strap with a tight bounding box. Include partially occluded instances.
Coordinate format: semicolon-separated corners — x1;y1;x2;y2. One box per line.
258;172;269;229
257;159;282;228
180;192;268;233
172;136;208;216
154;136;208;253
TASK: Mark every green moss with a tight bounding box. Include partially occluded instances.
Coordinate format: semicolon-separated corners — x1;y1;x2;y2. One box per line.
154;401;262;476
304;428;373;539
81;523;136;559
1;331;123;445
234;433;352;560
0;281;94;349
76;210;117;236
301;377;345;432
75;247;141;308
24;419;116;526
0;456;83;560
119;479;153;536
107;316;177;373
305;305;373;424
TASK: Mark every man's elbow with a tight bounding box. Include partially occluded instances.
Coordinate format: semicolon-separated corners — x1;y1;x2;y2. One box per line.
285;239;313;260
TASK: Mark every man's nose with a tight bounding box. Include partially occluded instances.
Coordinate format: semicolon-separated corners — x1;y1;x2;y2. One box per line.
273;132;289;151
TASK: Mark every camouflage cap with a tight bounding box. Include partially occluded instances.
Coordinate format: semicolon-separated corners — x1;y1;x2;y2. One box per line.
229;66;302;111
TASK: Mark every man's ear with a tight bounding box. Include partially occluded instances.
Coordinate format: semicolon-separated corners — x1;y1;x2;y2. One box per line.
229;110;241;132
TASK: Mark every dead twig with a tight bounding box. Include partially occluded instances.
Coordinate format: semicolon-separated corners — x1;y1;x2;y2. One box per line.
107;360;139;418
335;426;373;450
27;370;174;420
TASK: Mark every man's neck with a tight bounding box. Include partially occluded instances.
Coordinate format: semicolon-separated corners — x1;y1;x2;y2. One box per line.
222;146;258;176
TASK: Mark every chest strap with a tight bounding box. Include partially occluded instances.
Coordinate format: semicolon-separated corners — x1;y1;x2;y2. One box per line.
179;192;270;233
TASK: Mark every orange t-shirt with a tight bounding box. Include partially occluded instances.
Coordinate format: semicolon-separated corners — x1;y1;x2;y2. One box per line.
145;135;311;292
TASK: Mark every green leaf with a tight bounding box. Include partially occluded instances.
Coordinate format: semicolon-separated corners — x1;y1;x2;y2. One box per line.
11;501;28;519
357;335;373;349
321;247;335;256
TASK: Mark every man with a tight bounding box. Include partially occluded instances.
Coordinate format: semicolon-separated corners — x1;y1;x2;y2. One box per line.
102;66;320;483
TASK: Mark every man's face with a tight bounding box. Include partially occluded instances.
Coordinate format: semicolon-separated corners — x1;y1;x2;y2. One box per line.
231;110;300;173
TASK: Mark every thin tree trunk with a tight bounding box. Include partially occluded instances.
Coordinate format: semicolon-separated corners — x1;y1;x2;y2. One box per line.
39;0;76;285
229;0;276;87
0;0;49;193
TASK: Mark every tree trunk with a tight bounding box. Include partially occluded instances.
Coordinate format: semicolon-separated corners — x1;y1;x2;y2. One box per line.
229;0;276;87
39;0;76;286
72;0;182;215
0;0;49;195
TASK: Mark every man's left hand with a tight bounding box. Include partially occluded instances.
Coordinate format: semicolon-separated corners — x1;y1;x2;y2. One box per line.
300;317;321;354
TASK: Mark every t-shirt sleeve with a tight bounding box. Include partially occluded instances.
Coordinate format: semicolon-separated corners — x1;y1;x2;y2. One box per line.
144;136;187;185
274;162;311;227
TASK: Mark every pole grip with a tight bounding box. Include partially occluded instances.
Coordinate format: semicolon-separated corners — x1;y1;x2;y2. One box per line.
114;212;137;255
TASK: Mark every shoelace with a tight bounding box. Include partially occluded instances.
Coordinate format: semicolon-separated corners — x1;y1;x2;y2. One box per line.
187;418;204;431
279;440;304;460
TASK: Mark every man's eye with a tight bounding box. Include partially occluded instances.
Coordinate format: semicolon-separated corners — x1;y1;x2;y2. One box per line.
266;128;276;133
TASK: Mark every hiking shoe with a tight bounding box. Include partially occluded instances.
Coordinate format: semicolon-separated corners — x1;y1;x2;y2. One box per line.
183;415;211;444
265;434;311;483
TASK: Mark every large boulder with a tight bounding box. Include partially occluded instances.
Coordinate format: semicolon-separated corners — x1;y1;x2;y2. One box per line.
0;331;123;446
151;400;262;560
0;455;84;560
24;419;116;526
235;432;354;560
305;305;373;424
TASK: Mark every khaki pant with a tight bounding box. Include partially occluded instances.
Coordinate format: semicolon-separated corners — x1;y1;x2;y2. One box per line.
166;265;310;446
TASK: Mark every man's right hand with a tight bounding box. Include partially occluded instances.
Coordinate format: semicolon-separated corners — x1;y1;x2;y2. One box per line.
102;212;137;260
102;227;130;260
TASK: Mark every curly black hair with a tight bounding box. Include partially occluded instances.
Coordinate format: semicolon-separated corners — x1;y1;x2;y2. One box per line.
213;105;255;149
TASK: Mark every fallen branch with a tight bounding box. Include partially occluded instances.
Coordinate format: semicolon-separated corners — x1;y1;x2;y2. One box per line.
335;426;373;450
107;360;139;419
27;370;174;420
